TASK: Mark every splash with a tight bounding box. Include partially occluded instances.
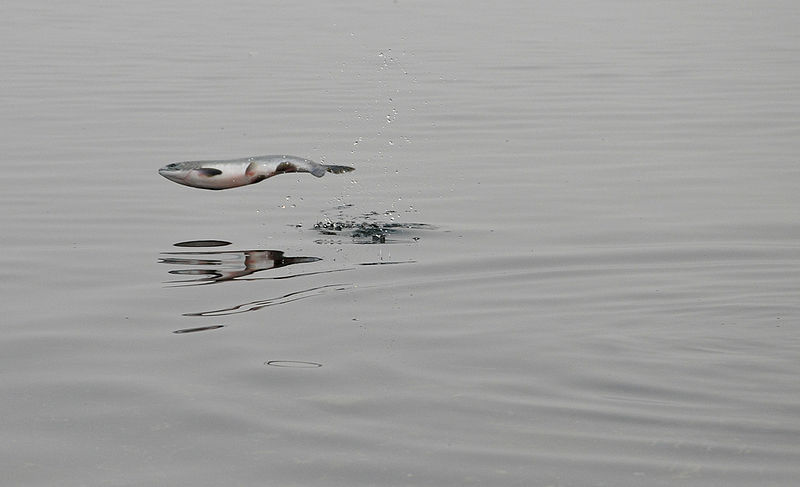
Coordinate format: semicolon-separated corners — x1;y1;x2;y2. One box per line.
313;210;435;244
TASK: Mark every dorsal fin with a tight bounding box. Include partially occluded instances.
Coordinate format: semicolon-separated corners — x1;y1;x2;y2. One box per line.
194;168;222;177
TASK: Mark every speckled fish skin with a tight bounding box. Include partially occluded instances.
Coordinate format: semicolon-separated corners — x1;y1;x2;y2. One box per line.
158;155;355;190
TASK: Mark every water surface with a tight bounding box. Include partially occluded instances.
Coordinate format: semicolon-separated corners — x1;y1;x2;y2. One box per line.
1;1;799;486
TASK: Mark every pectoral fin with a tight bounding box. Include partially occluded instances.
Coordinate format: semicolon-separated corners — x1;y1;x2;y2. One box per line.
194;168;223;177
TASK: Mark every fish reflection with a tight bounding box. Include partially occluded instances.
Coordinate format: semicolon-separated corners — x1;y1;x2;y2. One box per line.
159;248;323;286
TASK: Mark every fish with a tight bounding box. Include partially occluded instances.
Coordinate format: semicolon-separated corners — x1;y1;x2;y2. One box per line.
158;155;355;190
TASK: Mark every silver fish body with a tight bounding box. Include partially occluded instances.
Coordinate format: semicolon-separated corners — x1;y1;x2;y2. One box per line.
158;155;354;190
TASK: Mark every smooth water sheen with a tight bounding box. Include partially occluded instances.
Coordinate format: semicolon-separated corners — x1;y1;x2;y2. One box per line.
2;1;799;486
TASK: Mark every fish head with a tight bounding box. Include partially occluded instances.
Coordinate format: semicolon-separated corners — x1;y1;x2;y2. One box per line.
158;162;192;185
158;162;227;189
158;161;245;190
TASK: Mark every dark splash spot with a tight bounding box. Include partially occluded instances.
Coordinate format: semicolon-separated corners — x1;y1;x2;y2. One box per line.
172;324;225;334
173;240;232;248
265;360;322;368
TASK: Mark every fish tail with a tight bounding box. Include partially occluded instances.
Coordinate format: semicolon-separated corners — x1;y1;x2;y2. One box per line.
322;164;356;175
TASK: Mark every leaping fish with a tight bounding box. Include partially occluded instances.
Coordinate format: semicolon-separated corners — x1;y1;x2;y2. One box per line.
158;155;355;190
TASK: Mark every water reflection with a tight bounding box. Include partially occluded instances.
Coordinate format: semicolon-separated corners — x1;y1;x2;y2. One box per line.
159;245;324;286
173;239;231;248
159;240;404;326
265;360;322;368
172;324;225;334
183;284;350;317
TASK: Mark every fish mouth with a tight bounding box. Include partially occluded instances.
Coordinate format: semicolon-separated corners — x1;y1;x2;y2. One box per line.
159;163;183;174
158;166;184;182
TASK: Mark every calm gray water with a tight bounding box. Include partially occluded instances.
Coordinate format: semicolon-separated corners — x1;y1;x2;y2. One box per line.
2;1;799;485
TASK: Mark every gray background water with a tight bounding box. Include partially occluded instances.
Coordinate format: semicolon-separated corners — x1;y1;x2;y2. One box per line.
2;1;799;485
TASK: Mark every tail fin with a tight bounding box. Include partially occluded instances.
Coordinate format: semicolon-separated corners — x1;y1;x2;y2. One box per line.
323;164;355;175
